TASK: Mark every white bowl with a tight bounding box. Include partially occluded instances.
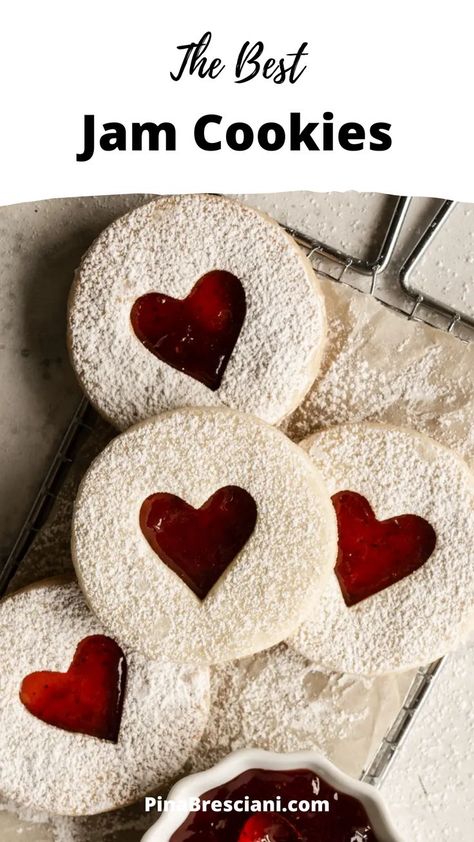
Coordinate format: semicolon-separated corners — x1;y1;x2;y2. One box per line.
141;748;403;841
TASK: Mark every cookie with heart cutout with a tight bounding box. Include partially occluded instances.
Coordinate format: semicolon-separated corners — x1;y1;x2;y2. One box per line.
0;578;210;816
71;407;338;664
67;194;326;430
287;423;474;675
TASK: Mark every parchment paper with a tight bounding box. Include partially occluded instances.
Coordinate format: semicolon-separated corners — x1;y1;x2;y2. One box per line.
1;276;472;842
285;278;474;466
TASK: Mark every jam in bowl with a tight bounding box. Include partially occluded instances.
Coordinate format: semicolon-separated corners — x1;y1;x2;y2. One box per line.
141;749;403;842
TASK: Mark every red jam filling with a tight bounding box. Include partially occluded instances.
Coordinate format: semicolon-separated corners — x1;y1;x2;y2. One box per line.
140;486;258;600
238;813;302;841
169;767;380;841
130;270;246;391
19;635;127;742
332;490;436;607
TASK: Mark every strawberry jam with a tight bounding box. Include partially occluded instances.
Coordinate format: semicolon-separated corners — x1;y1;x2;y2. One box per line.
20;635;127;742
332;490;436;607
130;270;246;390
140;485;257;600
169;767;380;841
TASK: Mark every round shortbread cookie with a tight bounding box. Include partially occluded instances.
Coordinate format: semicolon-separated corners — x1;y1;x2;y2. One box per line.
72;408;337;664
288;423;474;674
0;579;210;815
67;194;326;430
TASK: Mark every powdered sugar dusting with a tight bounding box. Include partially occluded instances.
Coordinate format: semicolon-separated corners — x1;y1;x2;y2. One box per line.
0;580;210;815
7;418;113;594
284;279;474;468
185;643;413;780
0;796;155;842
68;194;326;430
72;408;337;664
288;423;474;674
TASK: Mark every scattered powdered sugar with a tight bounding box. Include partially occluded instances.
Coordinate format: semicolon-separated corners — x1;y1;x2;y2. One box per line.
0;795;156;842
0;797;54;840
288;423;474;674
381;634;474;842
68;194;326;430
0;580;210;816
184;643;413;780
283;279;474;469
72;408;337;664
7;417;113;594
50;804;154;842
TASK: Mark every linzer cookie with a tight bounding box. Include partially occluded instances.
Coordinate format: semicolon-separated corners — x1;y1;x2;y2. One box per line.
288;423;474;674
71;407;337;664
67;194;326;430
0;579;210;815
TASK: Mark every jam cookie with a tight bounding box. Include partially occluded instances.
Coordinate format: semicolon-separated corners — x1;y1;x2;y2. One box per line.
0;579;210;815
288;423;474;674
67;194;326;430
72;408;337;664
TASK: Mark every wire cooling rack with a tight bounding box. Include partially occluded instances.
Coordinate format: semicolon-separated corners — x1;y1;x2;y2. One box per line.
290;195;474;336
0;194;471;792
289;195;411;284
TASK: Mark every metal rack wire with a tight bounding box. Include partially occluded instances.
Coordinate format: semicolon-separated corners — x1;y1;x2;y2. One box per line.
399;199;474;332
0;194;471;794
288;194;411;286
293;196;474;338
361;659;445;787
0;396;97;595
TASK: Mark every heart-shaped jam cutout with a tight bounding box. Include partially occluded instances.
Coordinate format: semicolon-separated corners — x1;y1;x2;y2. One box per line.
140;485;257;600
130;270;246;390
20;635;127;742
332;490;436;607
238;814;302;842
